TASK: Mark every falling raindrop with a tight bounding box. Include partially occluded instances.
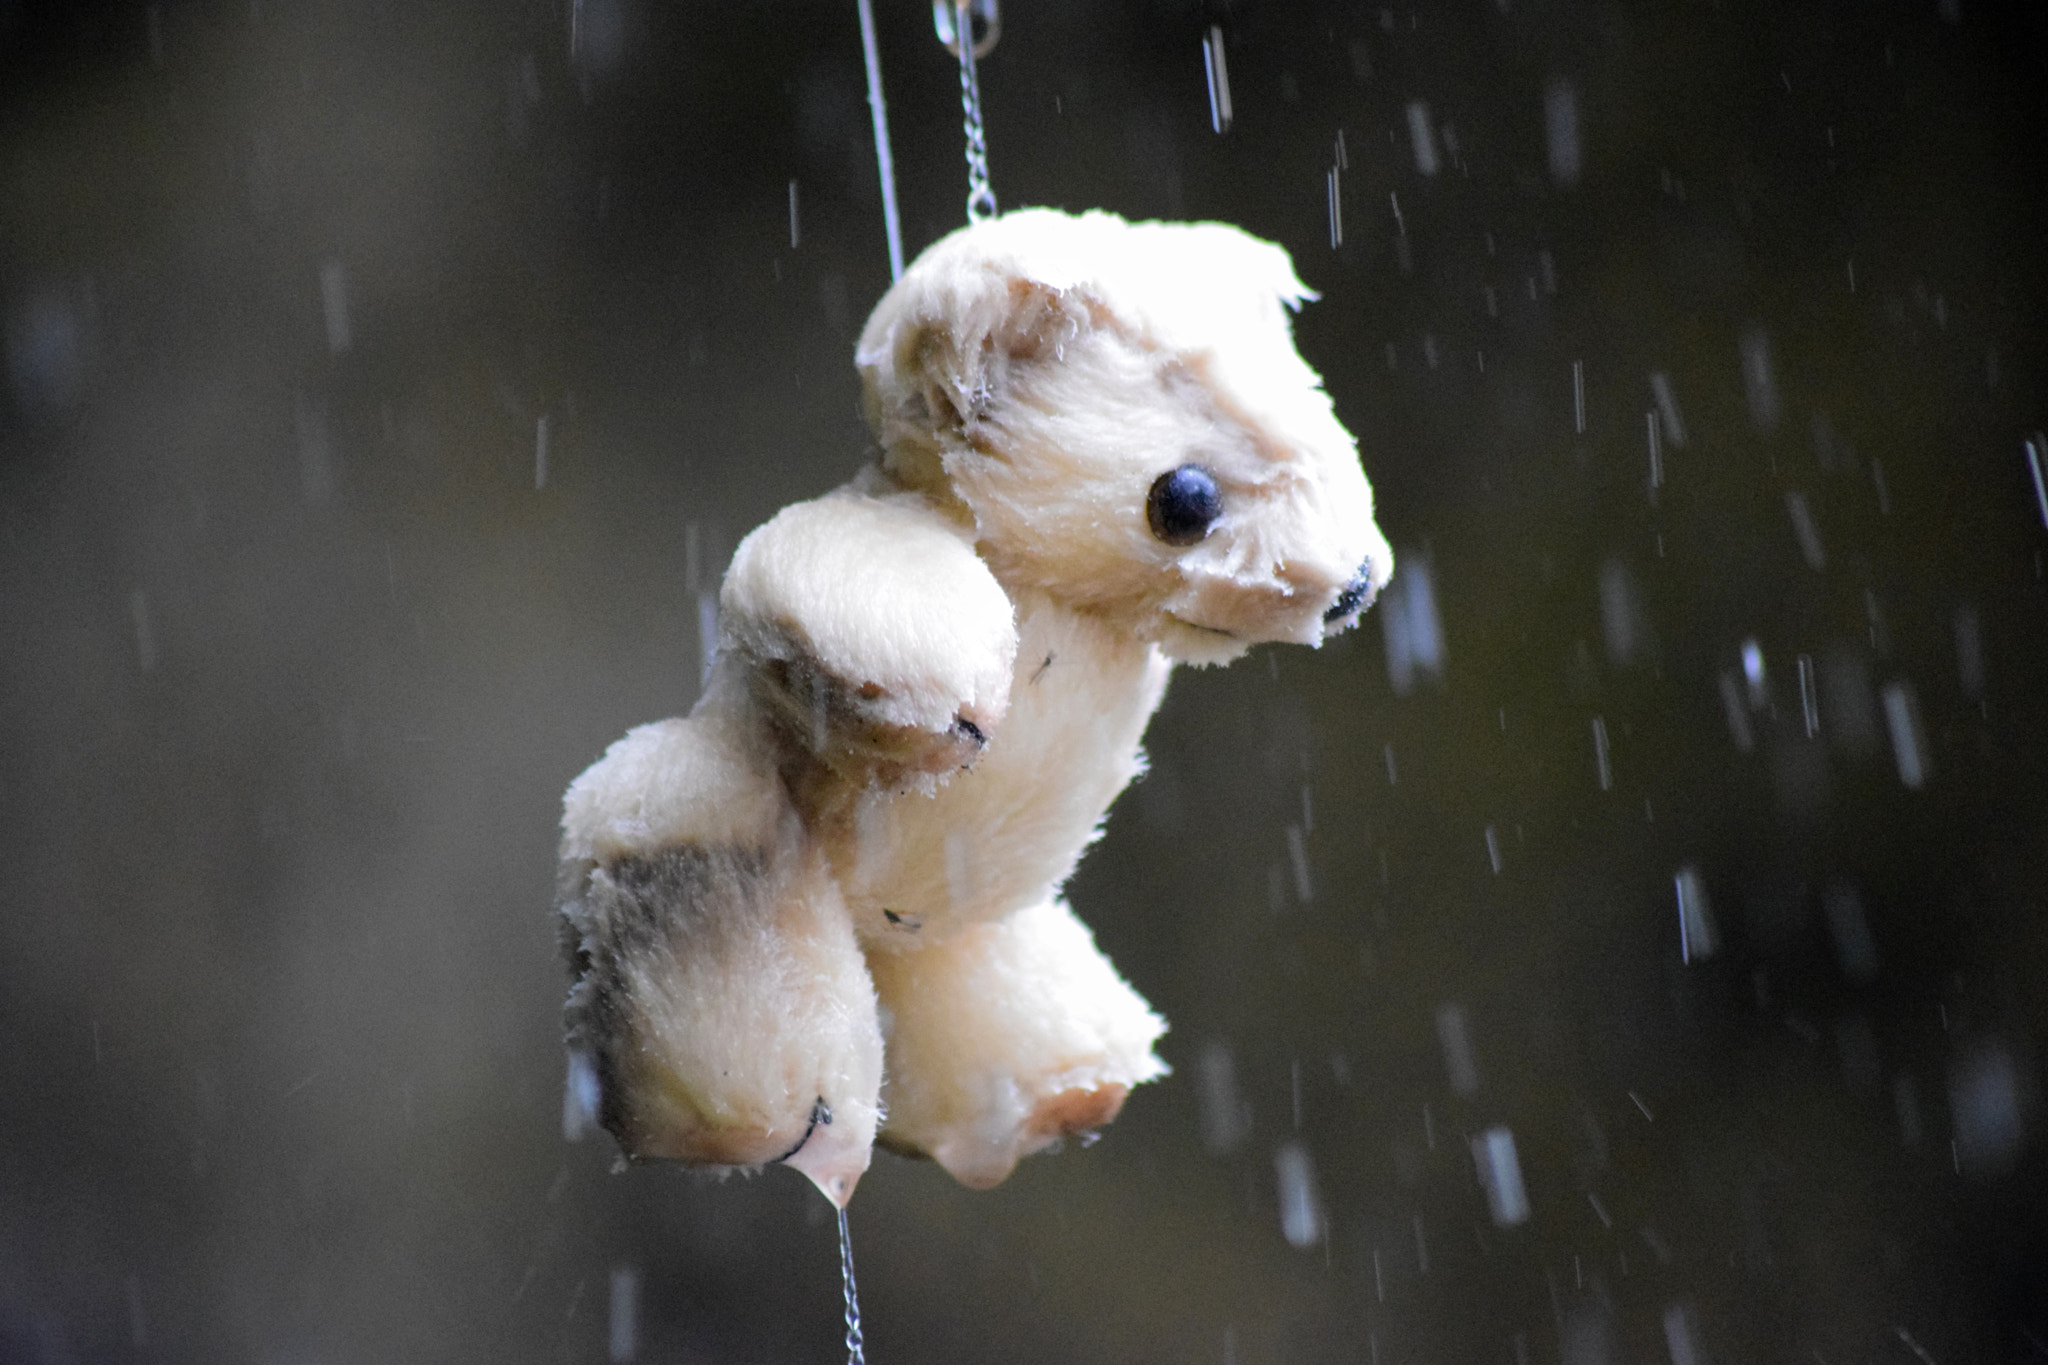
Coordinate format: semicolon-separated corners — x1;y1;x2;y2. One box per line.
1880;680;1929;788
1381;554;1446;696
5;286;85;413
562;1049;600;1141
1203;26;1233;133
1471;1127;1530;1227
1675;866;1716;963
1785;492;1827;569
1739;327;1779;431
1648;371;1687;446
1950;1041;2028;1179
1436;1003;1480;1096
608;1265;639;1363
1406;100;1439;175
1284;824;1313;903
1718;672;1755;752
1741;639;1767;708
697;589;719;687
129;590;156;674
1274;1141;1325;1248
1953;606;1984;702
1197;1042;1251;1155
1661;1304;1705;1365
2025;435;2048;528
319;259;352;355
1646;411;1663;498
1598;560;1645;667
1544;78;1581;185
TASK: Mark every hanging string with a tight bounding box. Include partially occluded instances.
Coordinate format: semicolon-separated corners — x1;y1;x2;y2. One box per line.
935;0;999;222
855;0;905;280
837;1206;866;1365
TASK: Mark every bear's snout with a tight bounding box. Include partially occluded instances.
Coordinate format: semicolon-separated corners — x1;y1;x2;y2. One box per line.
1322;557;1382;627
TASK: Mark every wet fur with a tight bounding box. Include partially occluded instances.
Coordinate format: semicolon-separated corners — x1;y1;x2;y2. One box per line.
557;209;1391;1199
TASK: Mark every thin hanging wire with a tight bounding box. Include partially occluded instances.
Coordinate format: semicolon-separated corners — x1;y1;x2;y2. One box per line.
837;1206;866;1365
855;0;904;280
935;0;999;222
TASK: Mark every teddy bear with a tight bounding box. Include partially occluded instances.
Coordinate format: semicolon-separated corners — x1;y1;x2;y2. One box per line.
556;208;1391;1207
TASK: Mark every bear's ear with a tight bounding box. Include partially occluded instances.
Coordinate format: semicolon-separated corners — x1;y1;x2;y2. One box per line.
862;275;1093;480
991;276;1090;366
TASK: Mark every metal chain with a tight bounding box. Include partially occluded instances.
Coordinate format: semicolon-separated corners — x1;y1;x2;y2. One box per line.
947;0;998;221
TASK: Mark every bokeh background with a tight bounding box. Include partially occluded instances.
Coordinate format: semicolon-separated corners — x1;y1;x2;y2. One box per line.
3;0;2045;1360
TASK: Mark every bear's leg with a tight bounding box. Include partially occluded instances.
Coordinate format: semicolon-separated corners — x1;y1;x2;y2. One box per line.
867;898;1167;1189
566;849;883;1207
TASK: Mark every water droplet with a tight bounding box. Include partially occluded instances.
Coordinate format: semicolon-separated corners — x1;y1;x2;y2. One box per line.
1203;26;1233;133
1197;1042;1251;1155
1675;865;1717;963
319;258;352;355
1274;1141;1324;1248
608;1265;638;1363
1544;78;1580;185
1880;680;1929;789
1740;327;1780;431
1471;1127;1530;1226
1436;1003;1480;1096
562;1049;600;1141
1405;100;1439;175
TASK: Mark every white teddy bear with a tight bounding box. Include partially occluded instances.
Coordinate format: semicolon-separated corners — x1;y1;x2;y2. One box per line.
557;208;1391;1206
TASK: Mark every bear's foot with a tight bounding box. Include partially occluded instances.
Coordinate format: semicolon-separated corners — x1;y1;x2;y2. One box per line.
867;898;1166;1189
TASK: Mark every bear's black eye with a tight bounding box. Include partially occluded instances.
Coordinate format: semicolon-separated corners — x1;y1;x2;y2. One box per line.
1147;465;1223;546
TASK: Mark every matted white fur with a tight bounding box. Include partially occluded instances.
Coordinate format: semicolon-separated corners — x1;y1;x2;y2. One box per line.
557;695;883;1204
722;488;1016;740
857;207;1390;663
868;898;1168;1189
559;705;785;866
835;589;1168;943
557;208;1391;1203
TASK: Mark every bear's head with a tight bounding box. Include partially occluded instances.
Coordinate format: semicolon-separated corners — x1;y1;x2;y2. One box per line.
857;208;1392;664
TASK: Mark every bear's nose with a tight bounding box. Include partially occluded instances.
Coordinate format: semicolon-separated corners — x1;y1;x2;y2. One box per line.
1322;559;1379;625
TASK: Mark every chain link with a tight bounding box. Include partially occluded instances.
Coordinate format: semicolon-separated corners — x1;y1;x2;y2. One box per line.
949;0;997;221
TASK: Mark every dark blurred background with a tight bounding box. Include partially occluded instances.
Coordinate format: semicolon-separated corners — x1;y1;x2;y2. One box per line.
3;0;2045;1361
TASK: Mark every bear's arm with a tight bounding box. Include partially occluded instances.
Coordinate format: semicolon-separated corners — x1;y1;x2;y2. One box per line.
718;487;1018;796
